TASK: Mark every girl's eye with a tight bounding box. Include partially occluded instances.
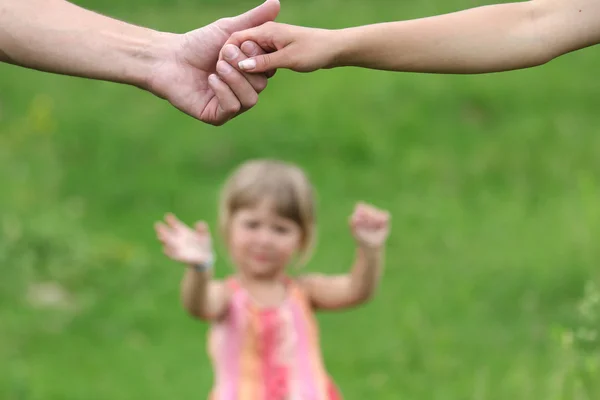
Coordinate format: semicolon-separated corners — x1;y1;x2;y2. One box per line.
244;220;259;229
274;225;289;234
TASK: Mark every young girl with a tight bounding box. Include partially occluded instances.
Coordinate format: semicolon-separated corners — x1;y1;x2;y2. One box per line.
154;158;390;399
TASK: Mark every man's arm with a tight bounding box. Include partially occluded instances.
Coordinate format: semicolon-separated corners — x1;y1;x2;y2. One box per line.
0;0;281;126
0;0;171;87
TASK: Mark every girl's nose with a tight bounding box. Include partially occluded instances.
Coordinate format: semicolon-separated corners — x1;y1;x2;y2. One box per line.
255;227;274;246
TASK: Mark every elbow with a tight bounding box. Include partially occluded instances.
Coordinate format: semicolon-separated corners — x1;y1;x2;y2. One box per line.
181;296;225;322
520;0;570;67
184;305;212;321
349;286;378;307
182;300;200;318
181;296;208;320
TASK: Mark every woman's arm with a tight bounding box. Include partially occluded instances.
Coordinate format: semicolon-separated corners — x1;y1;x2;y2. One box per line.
228;0;600;74
333;0;600;73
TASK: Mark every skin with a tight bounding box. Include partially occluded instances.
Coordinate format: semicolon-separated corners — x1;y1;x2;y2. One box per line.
0;0;281;126
219;0;600;75
154;200;391;321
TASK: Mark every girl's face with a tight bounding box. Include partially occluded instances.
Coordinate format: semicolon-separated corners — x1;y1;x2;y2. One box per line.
228;199;302;280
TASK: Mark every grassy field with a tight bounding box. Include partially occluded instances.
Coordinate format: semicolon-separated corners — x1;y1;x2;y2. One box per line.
1;0;599;399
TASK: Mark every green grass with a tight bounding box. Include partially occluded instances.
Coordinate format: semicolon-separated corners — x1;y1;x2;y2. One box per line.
1;0;599;399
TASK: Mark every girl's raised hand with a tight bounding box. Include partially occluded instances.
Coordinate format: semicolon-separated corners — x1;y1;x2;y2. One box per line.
155;213;214;266
349;202;390;250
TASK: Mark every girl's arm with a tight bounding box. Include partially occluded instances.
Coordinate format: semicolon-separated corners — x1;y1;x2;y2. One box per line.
155;214;229;322
228;0;600;74
180;268;230;321
299;246;384;310
299;203;389;311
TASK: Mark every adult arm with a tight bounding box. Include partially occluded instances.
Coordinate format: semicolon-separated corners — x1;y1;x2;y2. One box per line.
0;0;281;125
0;0;161;86
226;0;600;74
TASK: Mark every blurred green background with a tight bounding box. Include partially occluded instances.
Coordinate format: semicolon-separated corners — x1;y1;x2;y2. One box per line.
1;0;599;399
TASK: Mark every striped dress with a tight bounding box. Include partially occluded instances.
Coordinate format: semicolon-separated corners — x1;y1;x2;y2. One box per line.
207;276;342;400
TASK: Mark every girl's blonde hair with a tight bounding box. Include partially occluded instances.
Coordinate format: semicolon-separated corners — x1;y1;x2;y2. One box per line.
218;158;317;266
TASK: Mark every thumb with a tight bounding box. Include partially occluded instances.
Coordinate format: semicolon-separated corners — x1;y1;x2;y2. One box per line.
195;221;210;235
226;0;281;32
238;50;291;73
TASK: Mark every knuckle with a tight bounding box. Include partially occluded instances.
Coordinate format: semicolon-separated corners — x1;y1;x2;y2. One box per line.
254;77;268;92
245;93;259;108
226;102;241;115
217;17;233;26
242;41;261;56
260;53;272;68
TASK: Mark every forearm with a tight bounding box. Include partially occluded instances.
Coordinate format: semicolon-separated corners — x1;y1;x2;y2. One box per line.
348;246;383;301
332;1;555;74
0;0;173;87
180;268;212;318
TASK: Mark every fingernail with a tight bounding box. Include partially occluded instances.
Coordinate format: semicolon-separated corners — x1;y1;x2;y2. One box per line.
217;61;232;74
223;45;239;60
209;74;220;83
241;41;258;56
239;59;256;70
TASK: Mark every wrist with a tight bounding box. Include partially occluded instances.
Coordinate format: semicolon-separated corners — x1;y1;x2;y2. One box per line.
357;243;383;255
326;27;360;69
188;262;213;274
186;252;216;273
119;29;179;90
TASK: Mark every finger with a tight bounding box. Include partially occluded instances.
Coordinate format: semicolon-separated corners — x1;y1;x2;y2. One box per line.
155;222;172;239
224;0;280;33
216;60;259;110
155;228;170;244
224;25;292;73
165;213;188;234
221;44;269;92
224;24;274;51
379;211;390;223
356;208;369;222
348;213;358;228
241;41;277;79
163;246;177;259
165;213;180;228
372;210;389;228
195;221;211;237
238;50;291;73
208;74;242;122
373;218;386;230
155;221;168;233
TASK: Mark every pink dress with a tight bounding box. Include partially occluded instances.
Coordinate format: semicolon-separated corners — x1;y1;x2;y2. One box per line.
207;276;343;400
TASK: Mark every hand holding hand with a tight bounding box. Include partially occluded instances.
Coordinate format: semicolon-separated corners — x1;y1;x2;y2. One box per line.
219;22;339;74
145;0;280;126
349;202;390;250
155;213;215;266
